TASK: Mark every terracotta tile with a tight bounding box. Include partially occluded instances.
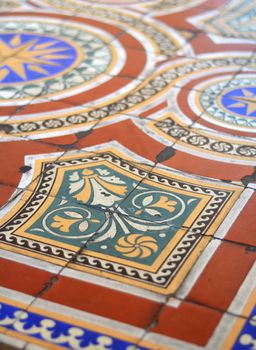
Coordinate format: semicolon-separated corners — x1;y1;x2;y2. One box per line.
182;239;256;313
76;119;164;163
0;290;152;350
161;148;253;181
0;184;15;208
1;0;256;349
225;191;256;247
0;140;63;188
200;0;230;9
0;257;56;297
41;274;160;328
144;297;256;349
149;299;223;346
42;133;79;147
189;32;255;55
0;345;19;350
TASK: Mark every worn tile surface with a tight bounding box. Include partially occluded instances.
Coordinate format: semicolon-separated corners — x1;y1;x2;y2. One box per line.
0;0;255;349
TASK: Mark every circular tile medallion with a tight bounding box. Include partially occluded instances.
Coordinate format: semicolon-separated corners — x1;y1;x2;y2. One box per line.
193;76;256;132
0;15;123;104
0;10;188;140
145;53;256;164
219;86;256;118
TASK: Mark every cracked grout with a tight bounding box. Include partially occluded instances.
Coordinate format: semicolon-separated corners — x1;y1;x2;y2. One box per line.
0;1;256;349
1;48;255;141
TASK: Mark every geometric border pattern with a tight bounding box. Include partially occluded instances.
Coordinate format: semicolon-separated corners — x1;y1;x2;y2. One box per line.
0;144;242;294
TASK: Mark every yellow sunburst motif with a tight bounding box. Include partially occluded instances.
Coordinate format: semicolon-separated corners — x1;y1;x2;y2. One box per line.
228;88;256;116
0;34;74;82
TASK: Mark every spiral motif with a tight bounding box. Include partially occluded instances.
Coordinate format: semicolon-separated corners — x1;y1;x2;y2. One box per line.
211;141;233;153
18;122;38;132
115;234;158;259
42;119;64;129
187;135;209;146
237;145;256;157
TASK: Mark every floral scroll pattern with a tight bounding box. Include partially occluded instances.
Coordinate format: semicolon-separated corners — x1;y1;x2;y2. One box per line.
0;149;240;292
28;164;200;265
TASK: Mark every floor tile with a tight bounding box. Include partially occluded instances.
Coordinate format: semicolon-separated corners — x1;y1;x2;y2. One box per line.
177;239;256;313
0;139;64;188
0;288;154;349
145;257;256;349
144;299;248;349
188;0;256;43
224;191;256;246
40;274;161;329
0;0;256;349
0;256;59;297
0;145;157;282
0;184;16;208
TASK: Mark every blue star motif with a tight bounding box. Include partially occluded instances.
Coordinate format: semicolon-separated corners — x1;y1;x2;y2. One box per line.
221;87;256;118
0;33;79;83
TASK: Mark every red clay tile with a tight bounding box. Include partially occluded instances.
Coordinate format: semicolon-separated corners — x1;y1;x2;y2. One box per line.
0;0;255;349
187;240;256;311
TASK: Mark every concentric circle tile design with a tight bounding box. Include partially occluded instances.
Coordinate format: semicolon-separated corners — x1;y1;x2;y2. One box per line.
56;0;206;14
0;10;189;140
30;0;190;56
138;0;205;15
0;33;81;84
0;15;124;105
145;53;256;164
0;1;256;350
192;76;256;131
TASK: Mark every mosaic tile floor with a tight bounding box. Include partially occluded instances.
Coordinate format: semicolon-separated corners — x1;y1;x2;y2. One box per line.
0;0;255;349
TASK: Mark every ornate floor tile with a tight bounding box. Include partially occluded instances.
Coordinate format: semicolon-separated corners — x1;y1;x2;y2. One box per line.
189;0;256;43
0;144;242;295
0;13;127;105
142;53;256;164
0;289;153;350
0;289;225;349
31;0;206;17
0;9;192;140
1;1;256;349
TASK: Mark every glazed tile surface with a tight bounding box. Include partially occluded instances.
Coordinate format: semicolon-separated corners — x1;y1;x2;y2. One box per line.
0;1;255;350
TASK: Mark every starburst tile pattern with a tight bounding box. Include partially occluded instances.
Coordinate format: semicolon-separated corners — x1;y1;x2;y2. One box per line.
0;1;256;350
0;34;78;83
221;87;256;117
